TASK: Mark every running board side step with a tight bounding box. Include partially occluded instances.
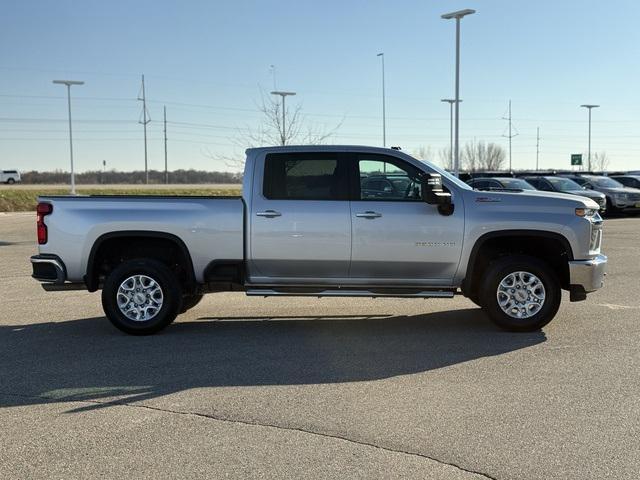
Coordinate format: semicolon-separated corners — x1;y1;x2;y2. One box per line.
245;288;456;298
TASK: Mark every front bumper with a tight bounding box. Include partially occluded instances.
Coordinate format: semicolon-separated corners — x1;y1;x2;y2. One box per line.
568;254;607;293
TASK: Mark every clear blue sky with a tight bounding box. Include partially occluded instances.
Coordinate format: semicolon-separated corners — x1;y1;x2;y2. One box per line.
1;0;638;172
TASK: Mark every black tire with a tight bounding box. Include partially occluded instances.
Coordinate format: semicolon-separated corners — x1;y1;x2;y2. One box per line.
102;258;183;335
466;292;483;308
7;178;15;184
605;198;618;217
480;255;561;332
180;294;204;313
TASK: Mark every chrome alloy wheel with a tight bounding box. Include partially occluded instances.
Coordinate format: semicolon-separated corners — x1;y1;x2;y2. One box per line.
496;271;546;319
117;275;164;322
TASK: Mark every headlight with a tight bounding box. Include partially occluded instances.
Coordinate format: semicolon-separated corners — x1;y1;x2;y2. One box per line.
575;207;597;217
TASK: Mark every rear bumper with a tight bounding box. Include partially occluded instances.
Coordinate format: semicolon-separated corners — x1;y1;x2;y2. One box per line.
568;254;607;293
31;254;66;284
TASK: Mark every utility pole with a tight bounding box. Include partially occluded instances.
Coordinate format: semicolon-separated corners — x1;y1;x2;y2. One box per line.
502;100;518;170
52;80;84;195
163;106;168;184
377;53;386;147
441;99;461;170
441;9;476;177
536;127;540;170
269;65;277;90
580;104;599;171
270;91;296;145
138;74;151;184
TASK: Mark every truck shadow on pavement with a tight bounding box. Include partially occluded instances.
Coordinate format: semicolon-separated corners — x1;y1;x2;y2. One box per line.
0;308;545;411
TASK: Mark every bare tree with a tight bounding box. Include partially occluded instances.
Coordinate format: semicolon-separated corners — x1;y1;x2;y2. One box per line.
589;151;610;172
437;147;454;170
206;91;343;170
412;146;433;162
462;140;506;171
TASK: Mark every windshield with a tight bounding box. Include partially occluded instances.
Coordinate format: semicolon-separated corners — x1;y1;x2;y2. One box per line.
587;176;625;188
498;178;536;190
547;177;583;190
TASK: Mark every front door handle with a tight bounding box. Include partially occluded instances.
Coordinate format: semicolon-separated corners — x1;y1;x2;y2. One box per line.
256;210;282;218
356;211;382;219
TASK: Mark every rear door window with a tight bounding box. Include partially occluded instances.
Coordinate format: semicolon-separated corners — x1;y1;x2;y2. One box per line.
263;153;349;200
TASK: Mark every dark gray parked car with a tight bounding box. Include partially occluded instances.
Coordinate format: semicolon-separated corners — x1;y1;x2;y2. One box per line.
466;177;536;191
563;174;640;213
520;176;607;213
611;175;640;190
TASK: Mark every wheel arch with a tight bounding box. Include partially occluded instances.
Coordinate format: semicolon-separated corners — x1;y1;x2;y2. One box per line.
85;230;196;292
462;230;574;298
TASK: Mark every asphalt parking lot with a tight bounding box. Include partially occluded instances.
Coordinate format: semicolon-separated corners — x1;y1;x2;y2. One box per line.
1;212;639;479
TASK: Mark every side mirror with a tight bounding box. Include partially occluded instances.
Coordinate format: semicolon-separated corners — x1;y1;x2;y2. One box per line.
421;173;454;215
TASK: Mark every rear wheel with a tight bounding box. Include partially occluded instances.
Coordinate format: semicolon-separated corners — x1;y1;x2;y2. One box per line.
7;178;15;184
102;259;183;335
480;255;561;332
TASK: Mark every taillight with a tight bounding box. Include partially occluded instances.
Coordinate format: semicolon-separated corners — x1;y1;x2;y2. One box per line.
36;202;53;245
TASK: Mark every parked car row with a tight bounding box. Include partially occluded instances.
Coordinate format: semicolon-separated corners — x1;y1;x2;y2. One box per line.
465;173;640;215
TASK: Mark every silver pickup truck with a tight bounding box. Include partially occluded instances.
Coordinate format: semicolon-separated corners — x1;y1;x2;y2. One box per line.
31;145;607;335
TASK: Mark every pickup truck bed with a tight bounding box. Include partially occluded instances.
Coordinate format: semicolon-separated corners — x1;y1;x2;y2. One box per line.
35;195;244;284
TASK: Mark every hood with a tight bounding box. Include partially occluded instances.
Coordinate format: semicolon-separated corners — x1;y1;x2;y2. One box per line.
465;188;600;211
565;189;605;199
603;186;640;194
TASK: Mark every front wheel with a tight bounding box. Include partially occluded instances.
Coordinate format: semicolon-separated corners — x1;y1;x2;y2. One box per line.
102;259;183;335
480;255;561;332
7;178;15;184
180;294;204;313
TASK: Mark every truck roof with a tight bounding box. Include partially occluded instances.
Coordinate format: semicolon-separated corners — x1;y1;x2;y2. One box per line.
246;145;404;155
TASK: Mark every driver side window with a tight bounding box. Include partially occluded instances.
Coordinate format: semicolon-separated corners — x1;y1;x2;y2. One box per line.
358;155;422;201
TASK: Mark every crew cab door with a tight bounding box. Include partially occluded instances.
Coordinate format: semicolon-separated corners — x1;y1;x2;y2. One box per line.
349;153;464;285
248;152;352;283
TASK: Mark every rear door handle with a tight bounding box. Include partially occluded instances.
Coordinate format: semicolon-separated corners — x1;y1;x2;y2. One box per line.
355;211;382;219
256;210;282;218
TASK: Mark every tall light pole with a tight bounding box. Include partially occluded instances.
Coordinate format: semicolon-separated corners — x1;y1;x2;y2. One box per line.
441;8;476;177
377;53;386;147
580;104;599;171
52;80;84;194
270;91;296;145
441;99;461;170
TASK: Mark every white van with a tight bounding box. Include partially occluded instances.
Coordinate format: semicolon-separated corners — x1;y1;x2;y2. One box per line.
0;170;21;184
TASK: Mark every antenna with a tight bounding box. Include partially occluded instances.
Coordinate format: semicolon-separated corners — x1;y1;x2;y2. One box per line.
502;100;519;170
138;74;151;184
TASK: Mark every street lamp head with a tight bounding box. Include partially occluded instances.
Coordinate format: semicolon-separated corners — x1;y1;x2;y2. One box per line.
53;80;84;86
377;52;384;57
270;90;296;97
441;9;476;19
580;104;600;109
441;98;462;104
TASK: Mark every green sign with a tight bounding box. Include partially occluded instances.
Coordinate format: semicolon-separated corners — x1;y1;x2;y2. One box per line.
571;154;582;166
